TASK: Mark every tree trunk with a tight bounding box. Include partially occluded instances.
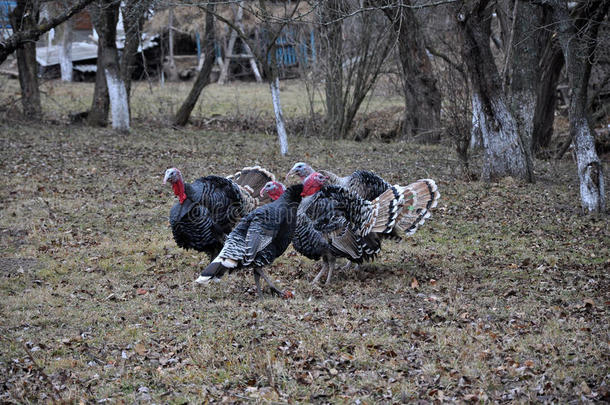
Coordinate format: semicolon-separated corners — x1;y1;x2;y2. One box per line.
88;0;129;131
504;0;544;177
470;93;483;149
9;0;41;118
270;77;289;156
320;0;344;138
87;32;109;126
218;4;241;84
59;19;74;81
382;0;441;143
457;0;533;182
533;42;563;152
173;1;216;127
549;0;607;213
120;0;149;101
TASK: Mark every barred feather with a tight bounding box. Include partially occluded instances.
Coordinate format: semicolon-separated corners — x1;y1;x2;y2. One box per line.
199;184;304;281
395;179;441;236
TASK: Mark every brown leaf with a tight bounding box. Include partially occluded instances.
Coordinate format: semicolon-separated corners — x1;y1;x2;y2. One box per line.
135;343;147;356
411;277;419;289
583;298;594;308
136;288;148;295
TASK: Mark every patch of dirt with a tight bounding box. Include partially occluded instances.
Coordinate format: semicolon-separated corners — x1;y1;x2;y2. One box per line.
0;257;39;276
0;227;29;248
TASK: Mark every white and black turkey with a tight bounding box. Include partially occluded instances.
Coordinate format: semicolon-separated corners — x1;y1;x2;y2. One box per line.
287;162;440;237
163;166;275;260
196;184;304;298
262;174;407;285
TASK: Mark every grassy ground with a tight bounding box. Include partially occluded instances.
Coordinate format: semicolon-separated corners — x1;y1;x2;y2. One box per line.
0;80;609;403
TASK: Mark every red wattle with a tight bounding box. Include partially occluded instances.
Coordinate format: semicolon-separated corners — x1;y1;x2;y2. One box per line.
269;188;283;201
172;180;187;204
301;182;320;197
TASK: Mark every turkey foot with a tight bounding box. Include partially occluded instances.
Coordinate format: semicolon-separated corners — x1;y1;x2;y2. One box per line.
253;268;283;298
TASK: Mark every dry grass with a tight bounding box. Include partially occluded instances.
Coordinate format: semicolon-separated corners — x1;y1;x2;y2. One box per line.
0;79;609;403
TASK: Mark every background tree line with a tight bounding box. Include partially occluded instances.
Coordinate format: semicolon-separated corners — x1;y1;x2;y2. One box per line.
0;0;608;213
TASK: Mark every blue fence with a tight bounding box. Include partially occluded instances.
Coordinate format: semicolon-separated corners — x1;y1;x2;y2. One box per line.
267;28;316;69
0;1;16;29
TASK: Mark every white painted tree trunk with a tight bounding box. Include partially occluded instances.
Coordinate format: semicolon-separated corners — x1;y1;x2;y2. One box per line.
573;118;606;213
59;19;74;81
479;94;530;181
470;93;483;150
270;77;288;156
105;68;130;132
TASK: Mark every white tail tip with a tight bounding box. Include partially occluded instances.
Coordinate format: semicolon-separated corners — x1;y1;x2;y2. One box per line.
195;275;212;284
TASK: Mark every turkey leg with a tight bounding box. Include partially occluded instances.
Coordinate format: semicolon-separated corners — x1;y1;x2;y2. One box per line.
311;260;327;284
325;259;335;285
254;268;283;297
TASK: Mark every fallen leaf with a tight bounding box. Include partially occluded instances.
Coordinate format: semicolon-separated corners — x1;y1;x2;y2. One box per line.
136;288;148;295
135;343;147;356
411;277;419;289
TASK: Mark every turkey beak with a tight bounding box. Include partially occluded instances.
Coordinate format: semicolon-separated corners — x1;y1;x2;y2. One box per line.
163;172;171;184
260;188;267;198
285;169;295;181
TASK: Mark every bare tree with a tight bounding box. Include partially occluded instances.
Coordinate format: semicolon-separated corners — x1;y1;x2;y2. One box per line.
121;0;151;102
88;0;129;131
457;0;533;182
532;33;563;153
59;18;74;81
544;0;607;213
0;0;94;65
318;0;394;139
173;0;216;126
380;0;442;143
320;0;344;138
9;0;41;118
499;0;545;177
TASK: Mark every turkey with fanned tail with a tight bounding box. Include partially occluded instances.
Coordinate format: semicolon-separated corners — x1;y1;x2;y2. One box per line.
261;173;407;285
164;166;275;260
195;184;304;298
287;162;440;238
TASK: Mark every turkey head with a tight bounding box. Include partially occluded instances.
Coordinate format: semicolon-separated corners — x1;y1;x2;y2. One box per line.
260;181;286;201
301;172;329;197
164;167;187;204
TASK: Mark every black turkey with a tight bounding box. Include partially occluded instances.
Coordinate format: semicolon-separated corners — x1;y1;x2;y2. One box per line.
164;166;275;260
196;184;304;298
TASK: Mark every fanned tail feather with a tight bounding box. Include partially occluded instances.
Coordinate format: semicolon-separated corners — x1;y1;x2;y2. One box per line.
365;185;406;234
228;166;276;203
396;179;440;236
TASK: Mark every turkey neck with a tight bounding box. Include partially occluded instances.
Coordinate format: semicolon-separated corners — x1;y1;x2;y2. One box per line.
318;170;341;185
279;184;304;204
173;179;187;204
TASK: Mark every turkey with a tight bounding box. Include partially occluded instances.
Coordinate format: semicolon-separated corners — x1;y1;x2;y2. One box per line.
287;162;440;237
164;166;275;260
195;184;304;298
261;174;406;284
